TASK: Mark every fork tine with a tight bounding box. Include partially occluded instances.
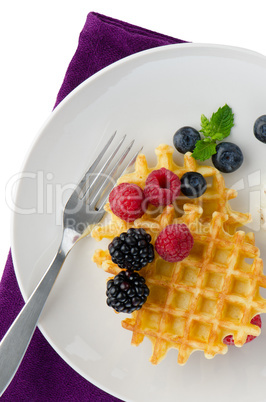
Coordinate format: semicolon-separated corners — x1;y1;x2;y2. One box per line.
77;131;117;196
79;134;127;200
96;146;143;211
88;140;135;208
120;146;143;176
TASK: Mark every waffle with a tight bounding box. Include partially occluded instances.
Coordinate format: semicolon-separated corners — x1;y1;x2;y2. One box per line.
91;144;266;364
92;144;251;242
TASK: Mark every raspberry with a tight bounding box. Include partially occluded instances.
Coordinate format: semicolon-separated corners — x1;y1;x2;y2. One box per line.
144;168;181;206
109;182;145;222
223;315;262;345
155;224;194;262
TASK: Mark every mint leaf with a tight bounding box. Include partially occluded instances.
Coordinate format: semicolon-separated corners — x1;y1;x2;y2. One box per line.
200;114;213;137
211;132;225;141
192;104;234;161
210;104;234;138
200;104;234;139
192;138;217;161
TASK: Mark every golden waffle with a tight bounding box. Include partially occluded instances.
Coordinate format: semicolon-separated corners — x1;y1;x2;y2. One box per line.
91;144;266;364
92;144;251;243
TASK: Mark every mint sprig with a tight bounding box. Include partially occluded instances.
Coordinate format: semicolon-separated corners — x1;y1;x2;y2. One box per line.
192;104;234;161
192;138;217;161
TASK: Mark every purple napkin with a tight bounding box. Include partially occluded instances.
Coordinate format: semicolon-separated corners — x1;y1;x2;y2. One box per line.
0;12;186;401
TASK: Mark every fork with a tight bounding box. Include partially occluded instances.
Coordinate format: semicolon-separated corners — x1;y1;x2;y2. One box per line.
0;132;139;396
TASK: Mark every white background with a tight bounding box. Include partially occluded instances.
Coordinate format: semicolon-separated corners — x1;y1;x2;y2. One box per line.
0;0;266;278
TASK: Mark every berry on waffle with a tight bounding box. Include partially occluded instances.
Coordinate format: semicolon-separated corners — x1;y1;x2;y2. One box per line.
91;144;266;365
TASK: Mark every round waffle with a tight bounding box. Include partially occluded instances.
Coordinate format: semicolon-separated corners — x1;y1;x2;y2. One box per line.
91;144;266;364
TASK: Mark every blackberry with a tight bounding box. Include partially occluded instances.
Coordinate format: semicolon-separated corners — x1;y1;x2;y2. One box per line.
106;270;150;313
108;228;155;271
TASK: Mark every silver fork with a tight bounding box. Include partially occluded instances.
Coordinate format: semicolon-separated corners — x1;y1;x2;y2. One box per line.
0;132;140;396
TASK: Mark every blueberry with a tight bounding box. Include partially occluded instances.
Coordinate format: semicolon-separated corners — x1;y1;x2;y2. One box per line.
173;126;201;154
180;172;207;198
254;115;266;143
212;142;243;173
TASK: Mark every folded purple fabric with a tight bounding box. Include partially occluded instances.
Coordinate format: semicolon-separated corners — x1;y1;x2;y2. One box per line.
0;12;186;401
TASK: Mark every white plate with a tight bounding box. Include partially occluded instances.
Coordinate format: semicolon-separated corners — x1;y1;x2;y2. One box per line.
12;44;266;402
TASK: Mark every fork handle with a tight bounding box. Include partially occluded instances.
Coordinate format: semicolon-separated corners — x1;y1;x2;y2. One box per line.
0;250;66;396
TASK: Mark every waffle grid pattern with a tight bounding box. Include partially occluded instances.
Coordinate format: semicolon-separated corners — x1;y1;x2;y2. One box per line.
122;205;266;364
91;144;266;364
